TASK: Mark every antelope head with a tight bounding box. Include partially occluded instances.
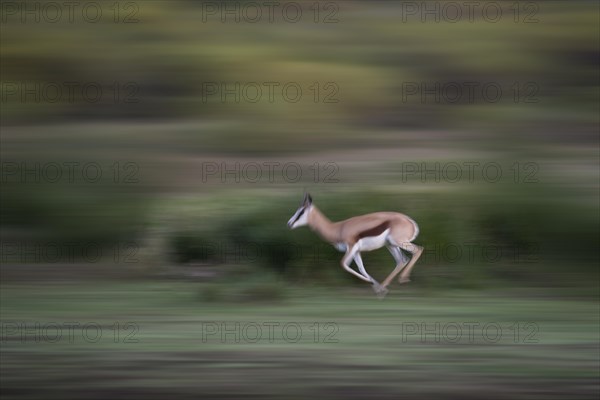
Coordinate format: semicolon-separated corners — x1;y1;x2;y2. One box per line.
287;193;313;229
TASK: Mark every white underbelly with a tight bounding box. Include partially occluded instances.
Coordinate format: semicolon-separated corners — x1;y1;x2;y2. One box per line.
357;229;390;252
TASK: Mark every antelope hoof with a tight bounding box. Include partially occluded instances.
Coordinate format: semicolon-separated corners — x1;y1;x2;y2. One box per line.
371;281;382;291
372;283;389;299
398;276;411;284
376;286;389;299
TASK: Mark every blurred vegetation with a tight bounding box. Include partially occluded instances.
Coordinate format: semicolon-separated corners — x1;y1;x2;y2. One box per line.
1;0;598;290
1;1;598;144
158;184;598;289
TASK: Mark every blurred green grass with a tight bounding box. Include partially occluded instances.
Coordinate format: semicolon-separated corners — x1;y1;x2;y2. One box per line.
1;281;598;399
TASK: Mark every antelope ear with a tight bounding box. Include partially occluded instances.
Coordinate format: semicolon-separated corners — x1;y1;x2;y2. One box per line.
306;193;313;204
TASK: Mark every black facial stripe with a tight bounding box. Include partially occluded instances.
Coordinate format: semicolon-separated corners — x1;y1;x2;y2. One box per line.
292;208;305;224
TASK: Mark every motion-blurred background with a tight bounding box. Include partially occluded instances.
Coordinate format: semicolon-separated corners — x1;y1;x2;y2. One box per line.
1;1;598;399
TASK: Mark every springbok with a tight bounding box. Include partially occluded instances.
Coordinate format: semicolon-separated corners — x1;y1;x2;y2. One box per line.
287;193;422;298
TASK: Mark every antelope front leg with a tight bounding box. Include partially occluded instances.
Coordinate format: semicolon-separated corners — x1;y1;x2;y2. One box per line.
354;253;388;298
353;252;377;284
340;246;373;283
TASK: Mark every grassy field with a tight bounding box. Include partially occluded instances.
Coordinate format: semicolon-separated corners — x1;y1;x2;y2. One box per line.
1;280;598;399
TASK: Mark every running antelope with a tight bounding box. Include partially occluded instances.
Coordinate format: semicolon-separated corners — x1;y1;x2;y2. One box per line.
287;193;423;298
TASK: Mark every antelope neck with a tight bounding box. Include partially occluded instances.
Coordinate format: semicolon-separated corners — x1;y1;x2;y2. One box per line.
307;206;340;244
